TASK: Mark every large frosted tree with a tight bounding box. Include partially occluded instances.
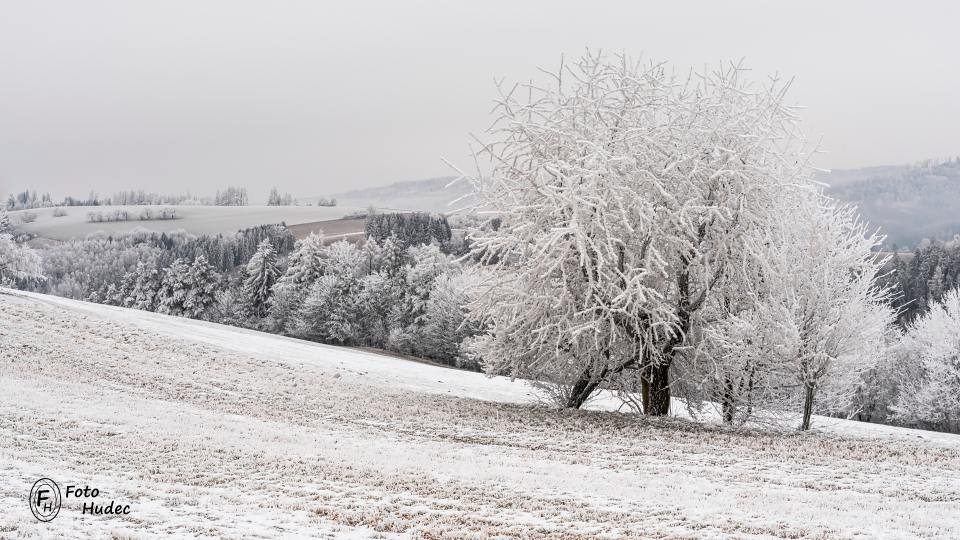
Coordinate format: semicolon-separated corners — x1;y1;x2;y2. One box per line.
460;52;821;413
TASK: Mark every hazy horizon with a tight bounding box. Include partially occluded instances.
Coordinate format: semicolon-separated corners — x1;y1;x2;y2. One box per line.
2;0;958;201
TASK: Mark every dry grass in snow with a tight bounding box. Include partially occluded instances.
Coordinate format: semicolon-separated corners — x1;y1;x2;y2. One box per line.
1;289;958;538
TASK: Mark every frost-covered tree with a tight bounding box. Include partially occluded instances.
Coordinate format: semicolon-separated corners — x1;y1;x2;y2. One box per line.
361;236;386;275
420;269;482;367
214;186;249;206
106;269;135;307
353;272;396;348
292;275;359;344
379;234;408;278
266;187;295;206
677;195;894;429
397;244;458;327
384;244;458;354
288;240;365;343
267;187;282;206
242;239;280;318
770;199;894;430
128;259;162;311
155;258;192;316
209;288;245;327
268;232;326;332
894;288;960;432
680;296;791;425
0;233;43;284
459;51;819;413
0;209;43;284
144;255;219;318
0;209;11;234
183;254;220;319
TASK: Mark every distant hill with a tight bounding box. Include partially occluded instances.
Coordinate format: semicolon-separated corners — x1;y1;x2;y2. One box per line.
307;177;475;214
822;158;960;249
314;161;960;249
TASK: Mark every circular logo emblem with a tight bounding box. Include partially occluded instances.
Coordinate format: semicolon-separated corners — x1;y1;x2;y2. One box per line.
29;478;61;522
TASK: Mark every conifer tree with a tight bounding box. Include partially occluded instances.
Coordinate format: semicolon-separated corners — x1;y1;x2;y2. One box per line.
184;254;220;319
242;239;280;318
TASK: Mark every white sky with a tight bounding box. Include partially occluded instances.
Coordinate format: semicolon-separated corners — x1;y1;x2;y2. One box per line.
1;0;957;201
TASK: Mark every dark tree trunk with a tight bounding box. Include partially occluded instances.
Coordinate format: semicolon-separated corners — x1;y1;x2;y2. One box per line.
641;376;651;415
565;372;603;409
800;383;816;431
565;355;638;410
721;377;735;424
648;363;671;416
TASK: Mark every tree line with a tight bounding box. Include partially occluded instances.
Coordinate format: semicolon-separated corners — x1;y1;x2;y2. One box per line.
2;209;479;371
5;185;254;210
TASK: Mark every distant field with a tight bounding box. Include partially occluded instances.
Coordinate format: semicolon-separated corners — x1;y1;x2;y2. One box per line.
8;205;363;240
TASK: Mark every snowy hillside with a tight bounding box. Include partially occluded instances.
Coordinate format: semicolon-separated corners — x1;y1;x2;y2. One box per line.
2;288;959;538
823;159;960;247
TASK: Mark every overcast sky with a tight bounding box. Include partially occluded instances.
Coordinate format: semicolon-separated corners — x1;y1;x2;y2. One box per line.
1;0;957;201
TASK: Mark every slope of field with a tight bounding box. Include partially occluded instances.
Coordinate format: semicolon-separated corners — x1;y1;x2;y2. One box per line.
2;289;959;538
287;216;368;242
9;205;363;241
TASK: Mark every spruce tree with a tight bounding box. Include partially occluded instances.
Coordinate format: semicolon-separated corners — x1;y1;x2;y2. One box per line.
156;258;191;316
242;239;280;318
184;254;220;319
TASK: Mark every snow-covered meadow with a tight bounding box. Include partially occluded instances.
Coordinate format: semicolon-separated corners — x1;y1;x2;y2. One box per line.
9;205;363;241
2;288;958;538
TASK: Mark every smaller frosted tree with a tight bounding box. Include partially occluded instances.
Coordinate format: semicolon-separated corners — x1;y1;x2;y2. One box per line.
107;270;136;307
156;258;192;316
0;209;11;234
0;232;43;285
269;232;326;332
0;208;42;284
210;289;245;327
288;240;364;343
184;254;220;319
894;288;960;433
420;270;482;366
242;239;280;319
768;198;894;430
353;272;397;348
399;244;458;327
292;275;359;344
129;259;162;311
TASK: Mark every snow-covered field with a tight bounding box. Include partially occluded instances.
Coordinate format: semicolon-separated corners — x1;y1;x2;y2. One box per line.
2;288;959;538
9;205;363;240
